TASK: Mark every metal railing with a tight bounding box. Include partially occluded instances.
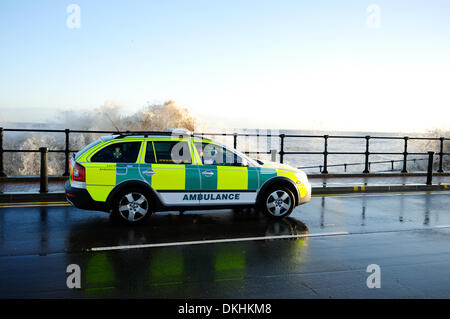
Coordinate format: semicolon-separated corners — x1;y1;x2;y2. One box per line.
0;127;448;177
297;157;429;173
198;131;449;174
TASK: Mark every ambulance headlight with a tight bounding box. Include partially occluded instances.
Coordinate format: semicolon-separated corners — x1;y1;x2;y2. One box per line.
295;170;308;183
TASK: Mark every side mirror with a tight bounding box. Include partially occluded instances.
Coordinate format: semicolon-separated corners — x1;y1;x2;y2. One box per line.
254;159;264;165
241;158;249;167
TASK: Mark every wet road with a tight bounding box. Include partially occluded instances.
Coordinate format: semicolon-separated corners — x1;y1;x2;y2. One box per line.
0;191;449;298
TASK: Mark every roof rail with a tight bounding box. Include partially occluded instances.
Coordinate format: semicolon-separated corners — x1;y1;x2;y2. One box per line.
113;131;172;138
111;130;214;141
112;130;201;138
167;128;192;135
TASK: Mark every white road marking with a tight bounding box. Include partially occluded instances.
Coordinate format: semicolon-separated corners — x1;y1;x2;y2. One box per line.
87;224;450;252
87;231;349;252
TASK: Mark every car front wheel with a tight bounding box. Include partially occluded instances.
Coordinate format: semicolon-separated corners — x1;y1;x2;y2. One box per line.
260;187;295;219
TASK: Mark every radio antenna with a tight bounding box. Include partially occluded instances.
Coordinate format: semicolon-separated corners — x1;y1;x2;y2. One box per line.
105;113;121;133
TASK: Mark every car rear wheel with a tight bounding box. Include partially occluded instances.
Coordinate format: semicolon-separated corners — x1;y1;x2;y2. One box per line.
260;187;294;219
111;188;152;224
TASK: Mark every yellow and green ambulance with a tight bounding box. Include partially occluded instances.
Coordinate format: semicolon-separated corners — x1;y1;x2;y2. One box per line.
65;132;311;224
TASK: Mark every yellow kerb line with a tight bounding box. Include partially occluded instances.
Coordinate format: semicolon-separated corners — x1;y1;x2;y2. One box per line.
0;201;70;208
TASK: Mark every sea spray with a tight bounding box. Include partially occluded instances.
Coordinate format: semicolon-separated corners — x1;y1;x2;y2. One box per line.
415;129;450;171
3;101;200;175
1;104;448;175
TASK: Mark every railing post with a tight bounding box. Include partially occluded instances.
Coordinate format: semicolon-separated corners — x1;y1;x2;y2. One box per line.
40;147;49;193
279;134;285;163
426;151;434;185
233;133;237;149
322;135;328;174
363;135;370;174
438;137;444;173
401;136;408;173
63;129;70;176
391;160;394;171
0;127;5;177
256;132;259;154
270;149;277;162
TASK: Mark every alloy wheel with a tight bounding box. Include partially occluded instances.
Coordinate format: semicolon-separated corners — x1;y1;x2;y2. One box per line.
266;190;292;216
118;192;149;222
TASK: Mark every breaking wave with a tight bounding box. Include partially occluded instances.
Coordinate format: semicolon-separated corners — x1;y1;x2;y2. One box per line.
3;101;201;175
1;101;449;176
413;129;450;171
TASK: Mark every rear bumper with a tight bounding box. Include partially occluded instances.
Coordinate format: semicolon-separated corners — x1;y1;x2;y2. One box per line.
65;181;108;212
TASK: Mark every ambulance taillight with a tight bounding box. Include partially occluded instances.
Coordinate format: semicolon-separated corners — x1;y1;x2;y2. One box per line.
73;163;86;182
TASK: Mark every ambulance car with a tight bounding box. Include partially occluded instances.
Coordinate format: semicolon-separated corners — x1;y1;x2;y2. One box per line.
65;131;311;224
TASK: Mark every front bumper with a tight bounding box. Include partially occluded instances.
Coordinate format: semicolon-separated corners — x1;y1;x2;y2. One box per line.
65;181;108;212
298;182;312;205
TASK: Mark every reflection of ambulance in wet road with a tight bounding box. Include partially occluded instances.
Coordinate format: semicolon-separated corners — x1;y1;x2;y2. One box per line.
65;131;311;224
66;214;309;295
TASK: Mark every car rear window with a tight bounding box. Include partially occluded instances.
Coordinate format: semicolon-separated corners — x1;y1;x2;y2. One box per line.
90;142;142;163
75;139;102;160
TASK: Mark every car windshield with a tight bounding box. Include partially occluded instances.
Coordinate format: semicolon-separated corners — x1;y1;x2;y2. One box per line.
233;148;260;166
214;141;260;167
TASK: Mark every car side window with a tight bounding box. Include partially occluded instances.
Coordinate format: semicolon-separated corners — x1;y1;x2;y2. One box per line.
194;142;243;166
152;141;192;164
90;142;141;163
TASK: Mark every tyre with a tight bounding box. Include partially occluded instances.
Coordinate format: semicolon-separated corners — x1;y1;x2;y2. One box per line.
259;186;295;219
111;188;152;224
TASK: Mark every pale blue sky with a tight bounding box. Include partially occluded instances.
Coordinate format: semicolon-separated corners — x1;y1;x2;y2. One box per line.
0;0;449;132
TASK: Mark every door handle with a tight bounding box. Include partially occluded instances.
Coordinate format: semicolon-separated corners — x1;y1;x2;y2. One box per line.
115;167;127;175
142;170;156;176
202;170;214;177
